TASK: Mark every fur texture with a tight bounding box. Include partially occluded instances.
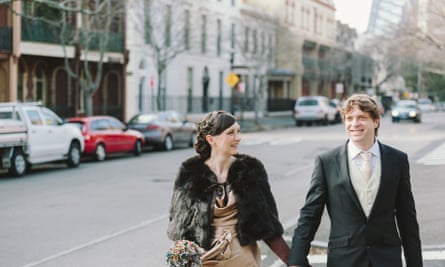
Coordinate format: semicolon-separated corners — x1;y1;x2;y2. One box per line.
167;154;284;250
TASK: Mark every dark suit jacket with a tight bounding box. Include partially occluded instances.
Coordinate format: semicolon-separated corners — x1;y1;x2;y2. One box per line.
288;141;423;267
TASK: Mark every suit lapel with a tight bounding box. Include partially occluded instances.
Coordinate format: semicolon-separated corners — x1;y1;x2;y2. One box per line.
369;142;391;218
336;143;364;213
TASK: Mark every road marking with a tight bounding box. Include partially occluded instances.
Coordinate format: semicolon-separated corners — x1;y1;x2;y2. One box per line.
417;142;445;165
21;214;168;267
279;222;445;265
301;249;445;264
241;138;302;146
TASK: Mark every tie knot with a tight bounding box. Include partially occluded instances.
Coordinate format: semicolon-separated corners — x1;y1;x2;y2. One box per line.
360;151;372;161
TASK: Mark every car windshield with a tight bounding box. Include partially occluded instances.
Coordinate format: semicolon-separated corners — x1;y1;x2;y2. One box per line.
396;102;416;109
298;99;318;106
130;114;158;123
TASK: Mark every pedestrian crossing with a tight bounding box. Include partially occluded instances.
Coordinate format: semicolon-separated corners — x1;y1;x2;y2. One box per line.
416;142;445;165
241;135;445;166
241;138;302;146
240;134;303;146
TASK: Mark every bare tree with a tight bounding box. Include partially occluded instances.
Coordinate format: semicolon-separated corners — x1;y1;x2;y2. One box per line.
4;0;126;116
234;9;278;126
128;0;189;111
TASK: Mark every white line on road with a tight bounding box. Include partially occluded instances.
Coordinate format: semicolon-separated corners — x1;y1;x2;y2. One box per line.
22;214;168;267
416;142;445;165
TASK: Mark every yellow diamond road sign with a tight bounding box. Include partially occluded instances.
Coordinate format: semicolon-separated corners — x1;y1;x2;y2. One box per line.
225;72;239;88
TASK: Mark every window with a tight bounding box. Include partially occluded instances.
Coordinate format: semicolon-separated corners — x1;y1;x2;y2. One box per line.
91;119;109;131
261;32;265;54
218;71;223;109
26;110;43;126
41;108;61;126
244;26;249;52
184;10;190;50
231;23;235;49
217;19;222;56
165;4;172;47
144;0;152;44
108;117;124;130
201;15;207;53
253;29;257;54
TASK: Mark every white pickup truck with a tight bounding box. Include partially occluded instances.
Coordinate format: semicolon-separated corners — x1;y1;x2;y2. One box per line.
0;102;84;177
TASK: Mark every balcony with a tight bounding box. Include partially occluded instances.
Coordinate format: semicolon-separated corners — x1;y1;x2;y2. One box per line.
78;30;124;53
21;18;73;44
0;26;12;53
21;18;123;53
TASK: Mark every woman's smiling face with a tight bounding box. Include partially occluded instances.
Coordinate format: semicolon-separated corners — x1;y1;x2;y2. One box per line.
207;122;241;156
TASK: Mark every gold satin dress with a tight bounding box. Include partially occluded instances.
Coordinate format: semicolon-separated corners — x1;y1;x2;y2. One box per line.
202;184;261;267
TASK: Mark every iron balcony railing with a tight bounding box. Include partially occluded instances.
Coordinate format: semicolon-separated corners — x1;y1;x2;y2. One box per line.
21;18;123;52
78;30;124;52
0;26;12;53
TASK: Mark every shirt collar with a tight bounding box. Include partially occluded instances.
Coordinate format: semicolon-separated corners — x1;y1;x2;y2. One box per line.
348;140;380;159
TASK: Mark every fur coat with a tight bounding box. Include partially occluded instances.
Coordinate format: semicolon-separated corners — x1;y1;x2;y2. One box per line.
167;153;284;250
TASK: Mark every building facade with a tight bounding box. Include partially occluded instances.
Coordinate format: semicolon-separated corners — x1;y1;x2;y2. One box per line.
0;1;127;120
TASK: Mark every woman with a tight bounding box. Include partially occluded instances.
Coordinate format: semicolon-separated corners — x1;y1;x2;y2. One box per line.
167;110;289;266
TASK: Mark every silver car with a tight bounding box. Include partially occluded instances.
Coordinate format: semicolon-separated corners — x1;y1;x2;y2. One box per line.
127;111;197;151
391;100;422;123
293;96;337;126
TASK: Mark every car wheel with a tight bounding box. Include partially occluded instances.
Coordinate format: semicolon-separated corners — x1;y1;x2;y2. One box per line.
67;142;81;168
8;149;27;177
94;144;106;161
133;140;142;156
295;120;302;127
163;135;173;151
189;132;197;147
322;115;328;125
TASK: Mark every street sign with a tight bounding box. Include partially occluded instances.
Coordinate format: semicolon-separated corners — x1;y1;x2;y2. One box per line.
225;72;239;88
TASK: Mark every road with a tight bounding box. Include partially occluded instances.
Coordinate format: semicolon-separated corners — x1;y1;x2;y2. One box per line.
1;112;444;267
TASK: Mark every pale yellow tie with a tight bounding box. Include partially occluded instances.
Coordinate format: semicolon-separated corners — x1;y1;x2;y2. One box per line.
360;151;372;183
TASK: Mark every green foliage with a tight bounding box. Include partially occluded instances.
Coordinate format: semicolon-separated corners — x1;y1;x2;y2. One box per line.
424;72;445;100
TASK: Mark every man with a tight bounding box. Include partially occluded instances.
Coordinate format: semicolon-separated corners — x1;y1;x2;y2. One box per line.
288;94;423;267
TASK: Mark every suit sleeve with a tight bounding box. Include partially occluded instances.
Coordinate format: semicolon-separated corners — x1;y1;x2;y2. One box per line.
395;153;423;267
288;155;328;266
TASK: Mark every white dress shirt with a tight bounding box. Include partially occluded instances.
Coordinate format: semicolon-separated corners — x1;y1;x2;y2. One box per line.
347;140;381;217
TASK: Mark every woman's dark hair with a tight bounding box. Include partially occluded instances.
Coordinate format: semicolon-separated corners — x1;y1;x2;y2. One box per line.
194;111;236;159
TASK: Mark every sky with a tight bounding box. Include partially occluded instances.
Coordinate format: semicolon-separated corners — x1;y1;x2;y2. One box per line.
334;0;373;34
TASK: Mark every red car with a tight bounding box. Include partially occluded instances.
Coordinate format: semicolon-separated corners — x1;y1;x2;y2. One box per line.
66;116;144;161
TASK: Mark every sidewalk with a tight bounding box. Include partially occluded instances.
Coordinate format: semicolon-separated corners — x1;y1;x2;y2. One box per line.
186;111;295;132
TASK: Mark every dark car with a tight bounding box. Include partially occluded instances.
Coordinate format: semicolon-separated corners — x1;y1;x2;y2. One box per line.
127;111;197;151
391;100;422;123
67;116;144;161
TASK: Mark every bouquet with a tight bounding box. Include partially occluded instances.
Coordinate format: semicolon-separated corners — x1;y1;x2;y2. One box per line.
166;240;204;267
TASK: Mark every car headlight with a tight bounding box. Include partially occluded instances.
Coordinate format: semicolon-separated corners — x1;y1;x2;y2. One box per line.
409;111;417;117
391;110;399;116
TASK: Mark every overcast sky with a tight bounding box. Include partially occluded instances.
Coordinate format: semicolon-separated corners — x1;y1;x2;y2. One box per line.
334;0;373;33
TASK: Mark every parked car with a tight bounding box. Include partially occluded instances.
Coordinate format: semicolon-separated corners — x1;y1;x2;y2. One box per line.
329;99;342;123
293;96;337;126
67;116;144;161
0;102;84;176
417;98;436;112
127;111;197;151
391;100;422;123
